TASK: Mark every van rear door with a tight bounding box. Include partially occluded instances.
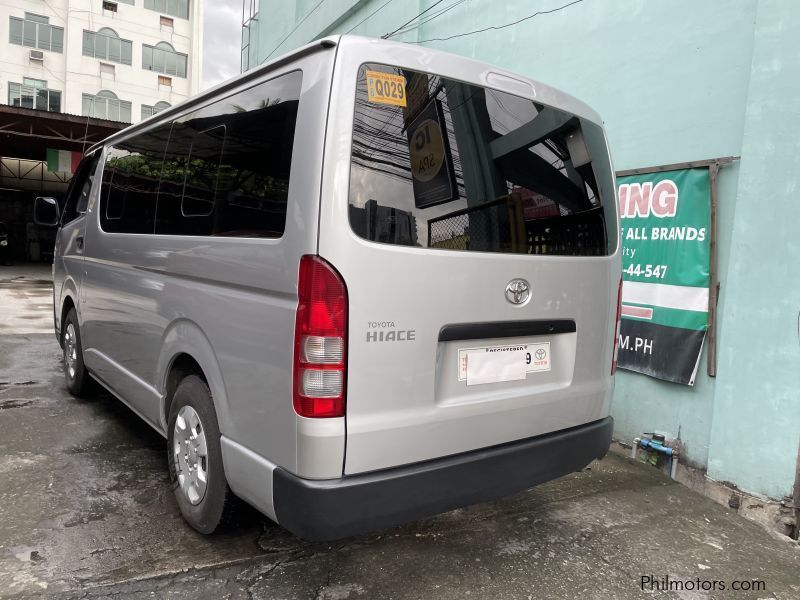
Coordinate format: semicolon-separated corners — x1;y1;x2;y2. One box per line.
319;54;620;475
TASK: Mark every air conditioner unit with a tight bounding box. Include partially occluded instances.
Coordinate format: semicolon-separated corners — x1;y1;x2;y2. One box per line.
99;62;115;79
29;50;44;62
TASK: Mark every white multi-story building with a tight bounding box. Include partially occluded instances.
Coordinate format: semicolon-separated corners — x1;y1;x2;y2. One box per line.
0;0;202;124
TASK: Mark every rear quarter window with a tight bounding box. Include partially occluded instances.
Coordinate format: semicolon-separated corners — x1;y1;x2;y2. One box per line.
99;70;303;238
155;70;303;238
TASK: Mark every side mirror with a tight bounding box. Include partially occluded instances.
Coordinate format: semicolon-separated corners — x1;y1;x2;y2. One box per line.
34;196;60;226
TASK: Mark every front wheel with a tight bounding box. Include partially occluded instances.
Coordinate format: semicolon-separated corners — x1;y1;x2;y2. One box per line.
62;308;93;397
167;374;235;534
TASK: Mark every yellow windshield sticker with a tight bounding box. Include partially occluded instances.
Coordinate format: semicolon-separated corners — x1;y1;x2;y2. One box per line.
366;70;407;107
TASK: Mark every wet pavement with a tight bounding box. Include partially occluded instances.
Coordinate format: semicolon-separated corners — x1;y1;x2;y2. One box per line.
0;264;54;335
1;264;799;599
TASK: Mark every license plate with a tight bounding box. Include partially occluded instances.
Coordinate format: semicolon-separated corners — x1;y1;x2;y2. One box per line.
458;342;551;385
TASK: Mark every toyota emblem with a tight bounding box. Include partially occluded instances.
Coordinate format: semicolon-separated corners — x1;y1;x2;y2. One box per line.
505;279;530;305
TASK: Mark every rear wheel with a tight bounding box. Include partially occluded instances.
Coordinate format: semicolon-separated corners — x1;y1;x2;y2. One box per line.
167;374;235;534
62;308;93;397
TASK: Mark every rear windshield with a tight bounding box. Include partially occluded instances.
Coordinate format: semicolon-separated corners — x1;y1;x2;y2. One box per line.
348;63;616;256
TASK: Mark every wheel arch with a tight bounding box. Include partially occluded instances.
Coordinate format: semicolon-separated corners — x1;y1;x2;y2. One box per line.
157;319;231;437
58;291;78;346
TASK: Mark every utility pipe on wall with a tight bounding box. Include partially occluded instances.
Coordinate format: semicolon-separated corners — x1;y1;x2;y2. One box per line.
632;436;679;479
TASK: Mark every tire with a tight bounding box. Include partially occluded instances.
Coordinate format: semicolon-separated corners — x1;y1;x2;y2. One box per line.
61;308;93;397
167;374;235;534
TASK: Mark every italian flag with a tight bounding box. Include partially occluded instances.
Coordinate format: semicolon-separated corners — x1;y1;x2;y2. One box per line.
46;149;82;174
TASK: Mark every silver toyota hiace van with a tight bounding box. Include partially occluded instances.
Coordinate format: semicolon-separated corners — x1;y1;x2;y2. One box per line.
38;36;621;540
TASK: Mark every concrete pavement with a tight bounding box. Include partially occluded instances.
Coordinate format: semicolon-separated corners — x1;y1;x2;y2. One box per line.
0;264;54;336
0;264;798;599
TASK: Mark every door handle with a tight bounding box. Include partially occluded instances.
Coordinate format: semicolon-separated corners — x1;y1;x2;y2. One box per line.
76;236;84;251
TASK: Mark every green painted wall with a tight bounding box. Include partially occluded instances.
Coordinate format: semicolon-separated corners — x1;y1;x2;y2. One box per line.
706;0;800;499
244;0;799;500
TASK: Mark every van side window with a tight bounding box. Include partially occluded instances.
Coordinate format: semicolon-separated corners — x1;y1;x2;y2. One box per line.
183;125;225;217
100;125;170;234
153;69;302;237
61;153;101;225
155;122;222;235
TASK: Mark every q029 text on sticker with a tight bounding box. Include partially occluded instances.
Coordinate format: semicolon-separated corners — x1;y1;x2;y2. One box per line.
366;70;407;107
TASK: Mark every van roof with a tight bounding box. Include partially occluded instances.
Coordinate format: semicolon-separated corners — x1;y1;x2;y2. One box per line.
88;35;603;154
87;35;340;154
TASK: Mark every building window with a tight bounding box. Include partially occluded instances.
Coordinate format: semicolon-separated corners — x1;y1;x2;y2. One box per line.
82;90;132;122
8;79;61;112
144;0;188;19
143;42;187;78
116;0;134;4
24;77;47;88
83;28;133;65
9;13;64;53
141;101;171;120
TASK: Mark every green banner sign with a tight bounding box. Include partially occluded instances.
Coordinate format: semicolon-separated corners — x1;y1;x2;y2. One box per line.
616;167;710;385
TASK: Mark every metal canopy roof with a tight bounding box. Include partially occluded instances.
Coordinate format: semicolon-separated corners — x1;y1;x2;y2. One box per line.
0;104;127;162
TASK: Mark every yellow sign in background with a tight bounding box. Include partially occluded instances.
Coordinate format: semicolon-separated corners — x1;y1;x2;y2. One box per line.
366;70;407;107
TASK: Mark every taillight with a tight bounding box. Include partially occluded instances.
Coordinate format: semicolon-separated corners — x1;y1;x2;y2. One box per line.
611;277;623;375
293;255;347;418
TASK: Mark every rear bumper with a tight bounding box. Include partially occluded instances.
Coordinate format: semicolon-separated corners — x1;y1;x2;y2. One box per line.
273;416;613;541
